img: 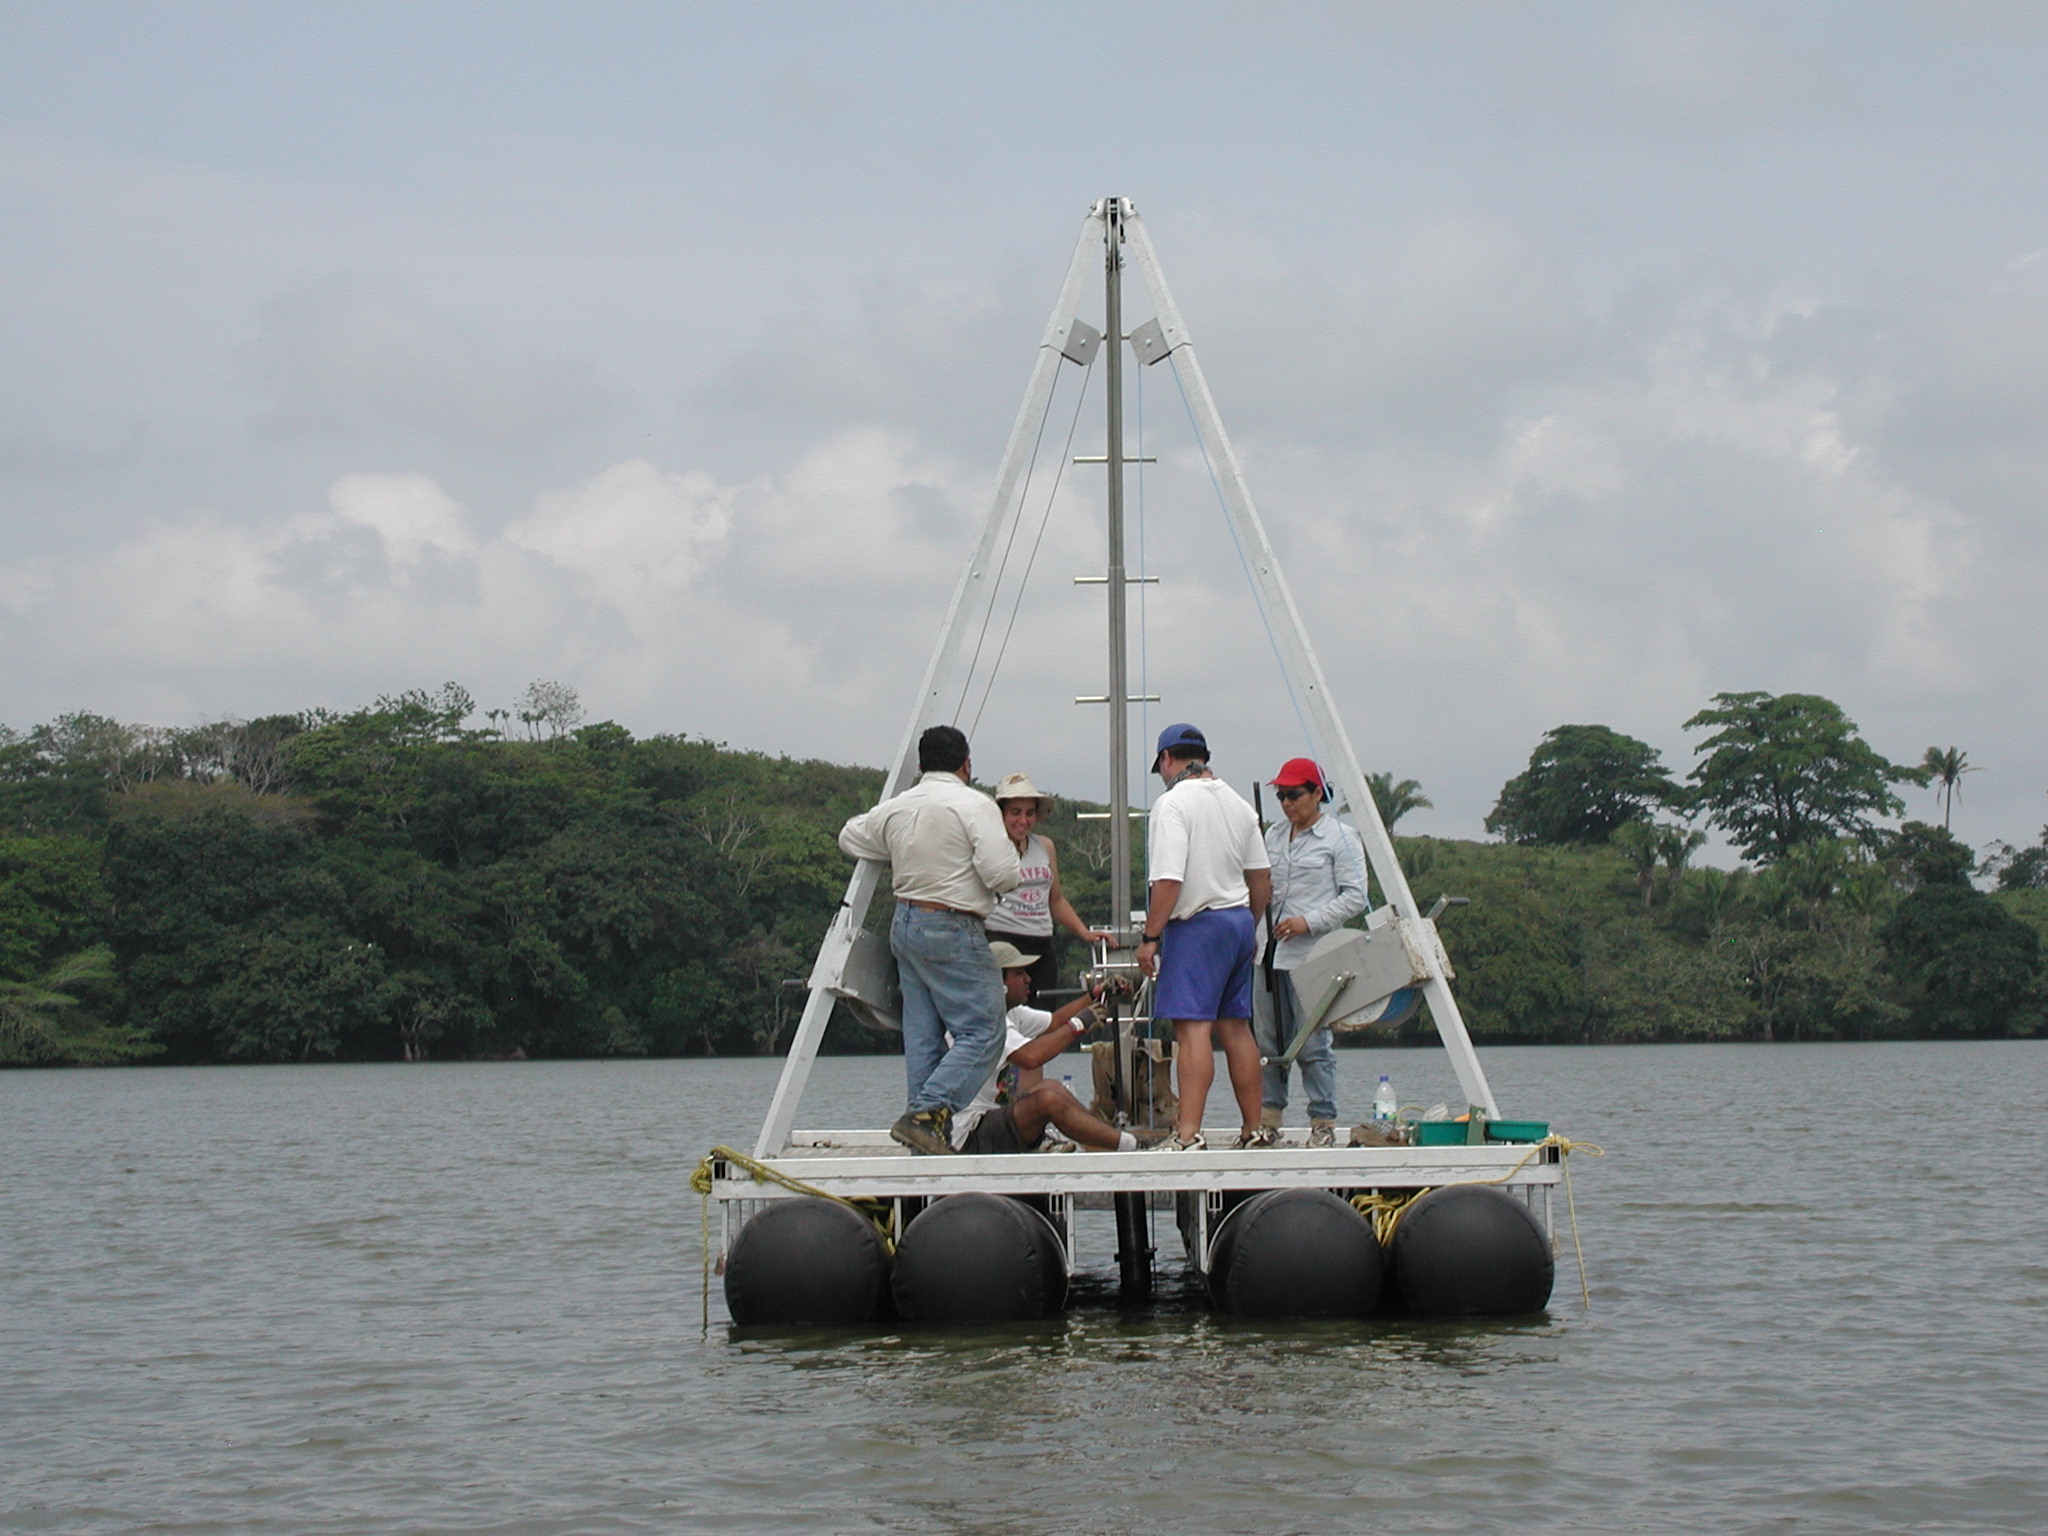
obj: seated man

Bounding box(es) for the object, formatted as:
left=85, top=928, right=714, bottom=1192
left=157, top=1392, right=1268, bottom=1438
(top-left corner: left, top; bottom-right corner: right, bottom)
left=951, top=941, right=1142, bottom=1154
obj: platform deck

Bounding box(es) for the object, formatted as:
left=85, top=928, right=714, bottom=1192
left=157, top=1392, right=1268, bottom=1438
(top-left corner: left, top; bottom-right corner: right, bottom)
left=708, top=1130, right=1561, bottom=1202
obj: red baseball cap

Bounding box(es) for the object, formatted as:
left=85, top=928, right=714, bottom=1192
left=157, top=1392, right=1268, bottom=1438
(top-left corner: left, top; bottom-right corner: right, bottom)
left=1270, top=757, right=1326, bottom=791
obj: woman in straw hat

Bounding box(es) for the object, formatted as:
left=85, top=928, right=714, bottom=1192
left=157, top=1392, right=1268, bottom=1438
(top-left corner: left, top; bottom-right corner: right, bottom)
left=986, top=772, right=1112, bottom=998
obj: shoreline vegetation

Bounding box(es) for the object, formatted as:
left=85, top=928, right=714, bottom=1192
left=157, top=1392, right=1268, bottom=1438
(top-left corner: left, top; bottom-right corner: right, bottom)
left=3, top=683, right=2044, bottom=1068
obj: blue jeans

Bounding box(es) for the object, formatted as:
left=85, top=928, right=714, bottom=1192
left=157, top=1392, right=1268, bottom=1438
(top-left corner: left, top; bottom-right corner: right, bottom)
left=891, top=904, right=1006, bottom=1116
left=1255, top=968, right=1338, bottom=1122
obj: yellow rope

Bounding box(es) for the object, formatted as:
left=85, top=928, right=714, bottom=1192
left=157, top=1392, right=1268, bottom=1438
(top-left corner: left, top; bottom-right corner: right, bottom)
left=1353, top=1134, right=1604, bottom=1311
left=698, top=1178, right=712, bottom=1336
left=1558, top=1138, right=1596, bottom=1313
left=1472, top=1133, right=1603, bottom=1185
left=690, top=1143, right=898, bottom=1257
left=1468, top=1135, right=1602, bottom=1311
left=1350, top=1187, right=1431, bottom=1243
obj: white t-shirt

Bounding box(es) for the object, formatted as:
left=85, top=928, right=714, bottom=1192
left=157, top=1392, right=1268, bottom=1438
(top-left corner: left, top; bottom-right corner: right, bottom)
left=950, top=1004, right=1055, bottom=1147
left=1146, top=775, right=1269, bottom=921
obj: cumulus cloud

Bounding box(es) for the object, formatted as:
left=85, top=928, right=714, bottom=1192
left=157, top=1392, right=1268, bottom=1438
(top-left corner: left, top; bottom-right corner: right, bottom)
left=1189, top=271, right=2011, bottom=843
left=0, top=432, right=996, bottom=755
left=329, top=473, right=475, bottom=564
left=4, top=240, right=2047, bottom=852
left=509, top=459, right=732, bottom=604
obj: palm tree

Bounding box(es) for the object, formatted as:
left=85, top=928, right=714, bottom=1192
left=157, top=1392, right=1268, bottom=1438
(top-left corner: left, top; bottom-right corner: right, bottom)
left=1365, top=771, right=1432, bottom=831
left=0, top=947, right=158, bottom=1066
left=1921, top=746, right=1977, bottom=829
left=1614, top=820, right=1707, bottom=909
left=1658, top=824, right=1708, bottom=887
left=1612, top=821, right=1661, bottom=908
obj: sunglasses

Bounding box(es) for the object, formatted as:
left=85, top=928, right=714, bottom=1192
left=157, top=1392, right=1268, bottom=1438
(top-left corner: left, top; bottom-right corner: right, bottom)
left=1273, top=786, right=1318, bottom=802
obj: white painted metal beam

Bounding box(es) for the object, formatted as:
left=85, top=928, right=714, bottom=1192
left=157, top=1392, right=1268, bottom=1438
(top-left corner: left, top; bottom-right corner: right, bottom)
left=752, top=207, right=1108, bottom=1157
left=712, top=1143, right=1559, bottom=1201
left=1121, top=206, right=1501, bottom=1118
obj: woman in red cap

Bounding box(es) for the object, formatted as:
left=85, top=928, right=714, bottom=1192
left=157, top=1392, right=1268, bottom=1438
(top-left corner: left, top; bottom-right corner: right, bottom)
left=1258, top=757, right=1369, bottom=1146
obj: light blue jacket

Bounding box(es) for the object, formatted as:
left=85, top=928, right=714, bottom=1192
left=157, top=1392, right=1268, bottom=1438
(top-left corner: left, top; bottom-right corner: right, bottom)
left=1264, top=813, right=1369, bottom=970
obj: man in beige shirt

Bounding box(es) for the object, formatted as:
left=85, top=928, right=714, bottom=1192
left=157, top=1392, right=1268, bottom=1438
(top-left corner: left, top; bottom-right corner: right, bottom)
left=838, top=725, right=1021, bottom=1154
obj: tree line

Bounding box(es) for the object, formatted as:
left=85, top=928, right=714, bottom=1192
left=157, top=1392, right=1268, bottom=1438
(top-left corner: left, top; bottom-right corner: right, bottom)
left=0, top=686, right=903, bottom=1066
left=1420, top=692, right=2046, bottom=1042
left=3, top=685, right=2042, bottom=1066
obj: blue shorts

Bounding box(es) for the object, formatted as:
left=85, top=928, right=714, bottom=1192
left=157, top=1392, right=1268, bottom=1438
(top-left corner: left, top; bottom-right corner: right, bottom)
left=1154, top=906, right=1257, bottom=1022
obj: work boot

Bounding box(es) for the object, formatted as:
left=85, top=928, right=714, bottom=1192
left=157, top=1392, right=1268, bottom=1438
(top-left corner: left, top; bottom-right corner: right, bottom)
left=890, top=1107, right=956, bottom=1155
left=1307, top=1120, right=1337, bottom=1148
left=1259, top=1104, right=1285, bottom=1132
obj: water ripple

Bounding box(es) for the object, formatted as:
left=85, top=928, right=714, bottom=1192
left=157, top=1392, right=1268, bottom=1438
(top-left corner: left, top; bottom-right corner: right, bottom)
left=4, top=1045, right=2047, bottom=1534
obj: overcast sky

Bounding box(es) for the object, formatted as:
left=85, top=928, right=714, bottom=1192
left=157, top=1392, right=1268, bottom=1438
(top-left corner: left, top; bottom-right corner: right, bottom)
left=4, top=1, right=2046, bottom=854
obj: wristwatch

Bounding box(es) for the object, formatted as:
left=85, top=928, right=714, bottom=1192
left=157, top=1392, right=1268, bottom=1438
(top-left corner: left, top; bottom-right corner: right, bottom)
left=1141, top=932, right=1162, bottom=944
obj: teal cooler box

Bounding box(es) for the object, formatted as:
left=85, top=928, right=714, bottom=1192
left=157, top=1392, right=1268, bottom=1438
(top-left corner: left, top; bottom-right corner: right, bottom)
left=1411, top=1118, right=1550, bottom=1146
left=1412, top=1121, right=1470, bottom=1146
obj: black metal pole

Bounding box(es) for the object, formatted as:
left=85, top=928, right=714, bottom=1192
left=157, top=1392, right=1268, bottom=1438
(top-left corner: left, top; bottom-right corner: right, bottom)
left=1114, top=1191, right=1153, bottom=1303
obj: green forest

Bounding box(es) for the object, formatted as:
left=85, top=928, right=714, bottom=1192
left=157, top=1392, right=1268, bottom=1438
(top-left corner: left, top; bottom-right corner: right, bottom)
left=3, top=684, right=2044, bottom=1067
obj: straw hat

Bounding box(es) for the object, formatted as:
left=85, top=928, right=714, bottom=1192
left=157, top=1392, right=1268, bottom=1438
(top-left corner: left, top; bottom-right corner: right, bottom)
left=992, top=773, right=1052, bottom=812
left=988, top=940, right=1034, bottom=970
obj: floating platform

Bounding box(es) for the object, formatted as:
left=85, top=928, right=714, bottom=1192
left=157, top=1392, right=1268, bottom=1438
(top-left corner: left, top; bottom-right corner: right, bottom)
left=714, top=1132, right=1559, bottom=1219
left=707, top=1128, right=1566, bottom=1319
left=705, top=200, right=1591, bottom=1327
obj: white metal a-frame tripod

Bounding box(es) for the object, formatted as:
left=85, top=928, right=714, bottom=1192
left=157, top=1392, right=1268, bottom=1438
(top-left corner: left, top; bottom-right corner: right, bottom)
left=754, top=198, right=1499, bottom=1158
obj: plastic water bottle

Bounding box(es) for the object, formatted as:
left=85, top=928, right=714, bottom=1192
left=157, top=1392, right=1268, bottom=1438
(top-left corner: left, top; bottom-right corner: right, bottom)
left=1373, top=1074, right=1396, bottom=1123
left=1060, top=1072, right=1074, bottom=1099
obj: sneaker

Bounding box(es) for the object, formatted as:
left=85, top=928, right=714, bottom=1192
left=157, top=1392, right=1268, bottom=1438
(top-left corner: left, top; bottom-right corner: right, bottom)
left=1307, top=1121, right=1337, bottom=1149
left=1147, top=1131, right=1208, bottom=1152
left=890, top=1108, right=956, bottom=1156
left=1232, top=1126, right=1282, bottom=1149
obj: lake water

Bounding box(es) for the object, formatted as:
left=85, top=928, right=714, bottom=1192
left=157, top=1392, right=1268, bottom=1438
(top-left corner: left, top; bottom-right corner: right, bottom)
left=4, top=1042, right=2045, bottom=1534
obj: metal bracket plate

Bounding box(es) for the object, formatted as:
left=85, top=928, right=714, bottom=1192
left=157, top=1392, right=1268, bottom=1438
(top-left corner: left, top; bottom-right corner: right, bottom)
left=1127, top=315, right=1177, bottom=366
left=1058, top=317, right=1104, bottom=366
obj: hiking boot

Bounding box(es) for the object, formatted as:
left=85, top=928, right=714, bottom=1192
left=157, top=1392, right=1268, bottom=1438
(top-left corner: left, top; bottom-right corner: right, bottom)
left=1147, top=1131, right=1208, bottom=1152
left=1233, top=1126, right=1282, bottom=1149
left=1259, top=1104, right=1285, bottom=1132
left=1307, top=1120, right=1337, bottom=1148
left=890, top=1108, right=956, bottom=1155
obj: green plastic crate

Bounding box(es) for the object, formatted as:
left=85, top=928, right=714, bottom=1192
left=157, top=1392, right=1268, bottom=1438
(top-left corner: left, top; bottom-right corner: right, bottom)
left=1412, top=1120, right=1470, bottom=1146
left=1485, top=1119, right=1550, bottom=1143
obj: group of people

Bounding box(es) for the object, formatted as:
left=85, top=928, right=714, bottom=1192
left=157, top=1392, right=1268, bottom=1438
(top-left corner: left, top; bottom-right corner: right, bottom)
left=835, top=719, right=1367, bottom=1157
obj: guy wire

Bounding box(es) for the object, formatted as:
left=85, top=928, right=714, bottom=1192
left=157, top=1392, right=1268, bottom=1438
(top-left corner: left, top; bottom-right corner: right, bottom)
left=1167, top=363, right=1316, bottom=762
left=953, top=357, right=1075, bottom=728
left=966, top=356, right=1096, bottom=739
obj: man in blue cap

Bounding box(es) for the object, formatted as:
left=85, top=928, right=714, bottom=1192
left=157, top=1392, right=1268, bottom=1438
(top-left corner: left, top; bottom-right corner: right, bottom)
left=1135, top=723, right=1272, bottom=1151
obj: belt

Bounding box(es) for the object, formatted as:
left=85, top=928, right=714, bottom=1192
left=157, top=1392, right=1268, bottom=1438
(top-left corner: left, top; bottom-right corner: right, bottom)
left=899, top=899, right=984, bottom=919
